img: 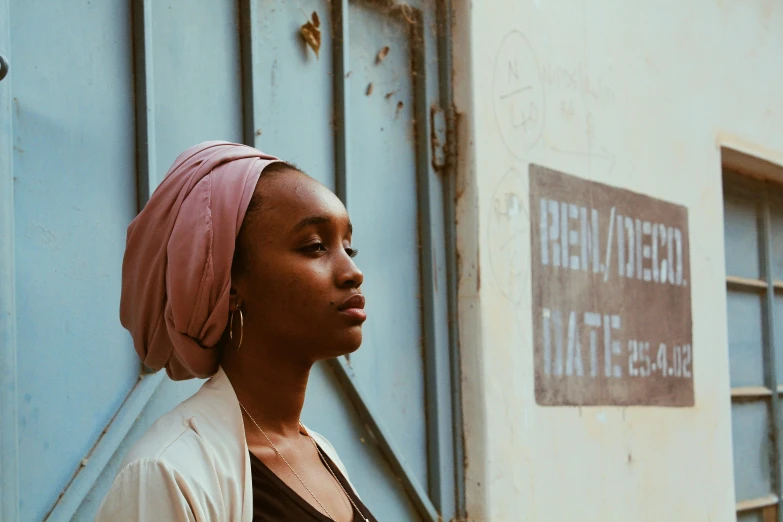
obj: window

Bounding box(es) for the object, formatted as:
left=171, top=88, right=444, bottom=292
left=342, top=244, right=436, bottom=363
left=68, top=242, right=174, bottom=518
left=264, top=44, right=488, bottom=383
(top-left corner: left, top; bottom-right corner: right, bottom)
left=723, top=163, right=783, bottom=522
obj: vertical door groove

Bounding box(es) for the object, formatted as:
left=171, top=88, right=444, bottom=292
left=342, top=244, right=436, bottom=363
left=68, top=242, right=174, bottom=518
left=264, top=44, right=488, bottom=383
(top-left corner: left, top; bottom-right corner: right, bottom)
left=331, top=0, right=351, bottom=206
left=239, top=0, right=257, bottom=147
left=132, top=0, right=157, bottom=210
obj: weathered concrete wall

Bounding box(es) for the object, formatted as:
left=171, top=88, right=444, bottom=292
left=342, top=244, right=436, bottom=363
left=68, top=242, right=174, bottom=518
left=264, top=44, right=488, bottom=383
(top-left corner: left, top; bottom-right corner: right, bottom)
left=453, top=1, right=783, bottom=520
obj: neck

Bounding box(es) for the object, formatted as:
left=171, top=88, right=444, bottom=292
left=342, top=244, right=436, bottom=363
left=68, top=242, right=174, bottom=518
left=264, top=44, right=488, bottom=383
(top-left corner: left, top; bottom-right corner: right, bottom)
left=223, top=346, right=311, bottom=438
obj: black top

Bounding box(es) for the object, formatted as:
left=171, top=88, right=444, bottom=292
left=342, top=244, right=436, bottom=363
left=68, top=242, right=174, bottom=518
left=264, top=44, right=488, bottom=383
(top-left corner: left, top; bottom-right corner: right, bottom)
left=249, top=445, right=378, bottom=522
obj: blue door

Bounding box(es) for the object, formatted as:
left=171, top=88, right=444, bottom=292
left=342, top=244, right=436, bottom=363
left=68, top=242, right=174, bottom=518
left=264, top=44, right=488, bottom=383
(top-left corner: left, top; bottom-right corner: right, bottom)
left=2, top=1, right=142, bottom=520
left=0, top=1, right=462, bottom=520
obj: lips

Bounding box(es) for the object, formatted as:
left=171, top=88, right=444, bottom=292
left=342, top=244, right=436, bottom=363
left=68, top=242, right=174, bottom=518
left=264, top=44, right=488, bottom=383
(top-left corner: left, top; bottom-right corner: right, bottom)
left=337, top=294, right=365, bottom=311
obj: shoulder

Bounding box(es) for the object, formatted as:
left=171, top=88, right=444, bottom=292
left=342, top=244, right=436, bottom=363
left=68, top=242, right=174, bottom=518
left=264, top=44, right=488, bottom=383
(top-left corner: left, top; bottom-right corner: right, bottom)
left=120, top=399, right=212, bottom=470
left=97, top=401, right=231, bottom=521
left=120, top=375, right=241, bottom=474
left=96, top=455, right=208, bottom=521
left=99, top=369, right=252, bottom=521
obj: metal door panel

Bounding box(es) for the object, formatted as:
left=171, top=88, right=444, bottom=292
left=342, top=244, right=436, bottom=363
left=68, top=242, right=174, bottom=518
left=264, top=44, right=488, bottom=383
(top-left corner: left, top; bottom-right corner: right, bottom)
left=9, top=1, right=138, bottom=519
left=247, top=0, right=336, bottom=189
left=0, top=1, right=462, bottom=519
left=0, top=0, right=18, bottom=519
left=303, top=365, right=421, bottom=521
left=151, top=0, right=243, bottom=184
left=346, top=1, right=428, bottom=489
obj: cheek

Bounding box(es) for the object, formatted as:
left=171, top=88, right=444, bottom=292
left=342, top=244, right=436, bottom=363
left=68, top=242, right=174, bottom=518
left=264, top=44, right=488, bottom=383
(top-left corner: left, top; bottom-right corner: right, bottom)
left=251, top=258, right=332, bottom=314
left=283, top=275, right=320, bottom=311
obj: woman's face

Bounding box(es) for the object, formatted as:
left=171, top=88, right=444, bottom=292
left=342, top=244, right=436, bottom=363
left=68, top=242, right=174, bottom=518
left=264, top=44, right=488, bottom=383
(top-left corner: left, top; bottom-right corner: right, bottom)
left=231, top=169, right=365, bottom=363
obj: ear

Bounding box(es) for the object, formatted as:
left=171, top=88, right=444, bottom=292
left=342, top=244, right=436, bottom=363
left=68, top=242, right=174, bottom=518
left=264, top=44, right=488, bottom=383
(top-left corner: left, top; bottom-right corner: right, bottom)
left=228, top=287, right=241, bottom=311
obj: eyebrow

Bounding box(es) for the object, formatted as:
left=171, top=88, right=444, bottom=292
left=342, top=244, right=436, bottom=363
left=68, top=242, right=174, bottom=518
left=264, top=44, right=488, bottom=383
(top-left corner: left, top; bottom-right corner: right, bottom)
left=291, top=215, right=353, bottom=234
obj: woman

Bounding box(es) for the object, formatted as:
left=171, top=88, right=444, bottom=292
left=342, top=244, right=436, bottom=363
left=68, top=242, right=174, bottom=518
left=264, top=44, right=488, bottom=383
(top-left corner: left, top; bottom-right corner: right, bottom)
left=97, top=141, right=377, bottom=522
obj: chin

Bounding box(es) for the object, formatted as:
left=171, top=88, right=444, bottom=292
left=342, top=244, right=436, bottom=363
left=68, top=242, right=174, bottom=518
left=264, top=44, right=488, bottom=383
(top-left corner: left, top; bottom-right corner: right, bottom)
left=322, top=328, right=363, bottom=359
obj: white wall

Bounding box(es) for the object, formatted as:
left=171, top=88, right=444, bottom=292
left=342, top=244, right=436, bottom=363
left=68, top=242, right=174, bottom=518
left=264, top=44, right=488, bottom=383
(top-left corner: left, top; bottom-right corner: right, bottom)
left=454, top=1, right=783, bottom=520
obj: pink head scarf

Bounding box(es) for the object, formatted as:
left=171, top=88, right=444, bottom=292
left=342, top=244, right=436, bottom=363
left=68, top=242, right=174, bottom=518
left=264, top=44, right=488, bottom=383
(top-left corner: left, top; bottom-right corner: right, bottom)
left=120, top=141, right=279, bottom=380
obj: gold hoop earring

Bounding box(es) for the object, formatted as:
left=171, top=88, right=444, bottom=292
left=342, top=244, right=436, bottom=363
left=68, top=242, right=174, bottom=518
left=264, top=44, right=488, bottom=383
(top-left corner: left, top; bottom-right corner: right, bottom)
left=229, top=308, right=244, bottom=351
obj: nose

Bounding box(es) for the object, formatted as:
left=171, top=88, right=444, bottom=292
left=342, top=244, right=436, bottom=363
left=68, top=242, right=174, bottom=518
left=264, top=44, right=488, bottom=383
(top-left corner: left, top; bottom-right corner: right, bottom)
left=338, top=254, right=363, bottom=289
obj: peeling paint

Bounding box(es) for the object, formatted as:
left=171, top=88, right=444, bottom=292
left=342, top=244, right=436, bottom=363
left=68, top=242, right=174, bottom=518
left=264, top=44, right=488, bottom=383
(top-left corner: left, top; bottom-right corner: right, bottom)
left=376, top=46, right=390, bottom=64
left=299, top=12, right=321, bottom=58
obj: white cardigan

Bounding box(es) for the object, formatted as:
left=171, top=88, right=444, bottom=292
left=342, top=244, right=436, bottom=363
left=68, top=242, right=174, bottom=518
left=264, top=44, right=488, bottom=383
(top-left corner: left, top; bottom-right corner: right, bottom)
left=96, top=367, right=354, bottom=522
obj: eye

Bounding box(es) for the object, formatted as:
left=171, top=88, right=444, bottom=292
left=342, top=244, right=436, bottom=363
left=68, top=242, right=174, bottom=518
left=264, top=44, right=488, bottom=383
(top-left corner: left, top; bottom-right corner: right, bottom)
left=345, top=247, right=359, bottom=258
left=302, top=242, right=327, bottom=254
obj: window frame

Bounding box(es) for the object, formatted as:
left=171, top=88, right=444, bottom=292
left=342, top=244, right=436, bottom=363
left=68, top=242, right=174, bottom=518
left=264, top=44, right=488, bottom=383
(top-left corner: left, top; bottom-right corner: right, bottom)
left=724, top=168, right=783, bottom=522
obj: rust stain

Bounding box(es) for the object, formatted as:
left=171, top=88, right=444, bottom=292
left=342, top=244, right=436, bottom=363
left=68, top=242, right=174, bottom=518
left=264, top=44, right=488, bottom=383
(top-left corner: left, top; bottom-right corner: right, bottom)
left=454, top=111, right=466, bottom=203
left=300, top=11, right=321, bottom=58
left=433, top=250, right=438, bottom=293
left=395, top=100, right=404, bottom=117
left=365, top=83, right=373, bottom=96
left=375, top=46, right=390, bottom=64
left=384, top=90, right=399, bottom=100
left=398, top=4, right=415, bottom=25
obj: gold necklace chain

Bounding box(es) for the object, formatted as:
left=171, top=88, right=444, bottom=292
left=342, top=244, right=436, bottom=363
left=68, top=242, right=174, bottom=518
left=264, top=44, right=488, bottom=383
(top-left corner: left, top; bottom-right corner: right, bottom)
left=304, top=431, right=369, bottom=522
left=239, top=402, right=368, bottom=522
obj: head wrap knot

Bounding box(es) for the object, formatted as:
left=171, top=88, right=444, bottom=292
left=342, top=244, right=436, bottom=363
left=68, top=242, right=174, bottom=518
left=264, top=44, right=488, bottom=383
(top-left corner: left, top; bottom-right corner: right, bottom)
left=120, top=141, right=279, bottom=380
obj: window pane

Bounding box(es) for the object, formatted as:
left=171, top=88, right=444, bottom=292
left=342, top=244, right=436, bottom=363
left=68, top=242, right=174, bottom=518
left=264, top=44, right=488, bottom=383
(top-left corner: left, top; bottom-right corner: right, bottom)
left=772, top=201, right=783, bottom=282
left=728, top=290, right=767, bottom=386
left=724, top=194, right=761, bottom=279
left=776, top=294, right=783, bottom=384
left=737, top=510, right=764, bottom=522
left=731, top=400, right=773, bottom=501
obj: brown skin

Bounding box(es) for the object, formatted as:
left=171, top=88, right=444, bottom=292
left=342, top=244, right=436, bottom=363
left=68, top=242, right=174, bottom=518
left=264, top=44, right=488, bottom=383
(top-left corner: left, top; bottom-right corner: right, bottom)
left=220, top=168, right=364, bottom=522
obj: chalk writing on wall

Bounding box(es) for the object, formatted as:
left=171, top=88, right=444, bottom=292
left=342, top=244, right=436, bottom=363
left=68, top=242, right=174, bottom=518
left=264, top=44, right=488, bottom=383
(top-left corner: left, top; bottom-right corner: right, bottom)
left=529, top=164, right=694, bottom=406
left=493, top=31, right=544, bottom=156
left=490, top=168, right=529, bottom=303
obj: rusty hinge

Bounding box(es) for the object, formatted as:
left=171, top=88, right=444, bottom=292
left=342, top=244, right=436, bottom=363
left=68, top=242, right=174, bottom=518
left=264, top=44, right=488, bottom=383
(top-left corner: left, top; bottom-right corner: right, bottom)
left=430, top=104, right=447, bottom=171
